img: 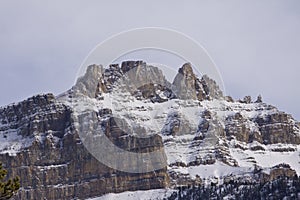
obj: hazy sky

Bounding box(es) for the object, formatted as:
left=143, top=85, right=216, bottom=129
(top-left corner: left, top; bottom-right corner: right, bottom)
left=0, top=1, right=299, bottom=120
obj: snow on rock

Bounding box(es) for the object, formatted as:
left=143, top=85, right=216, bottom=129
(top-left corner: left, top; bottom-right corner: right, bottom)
left=88, top=189, right=175, bottom=200
left=58, top=83, right=300, bottom=179
left=0, top=129, right=34, bottom=156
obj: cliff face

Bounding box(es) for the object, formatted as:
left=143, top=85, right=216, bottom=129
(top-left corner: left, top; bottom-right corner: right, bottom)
left=0, top=61, right=299, bottom=200
left=0, top=93, right=168, bottom=200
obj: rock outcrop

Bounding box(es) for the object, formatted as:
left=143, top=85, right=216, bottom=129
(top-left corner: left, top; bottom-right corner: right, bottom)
left=254, top=112, right=300, bottom=144
left=0, top=93, right=71, bottom=138
left=73, top=64, right=104, bottom=98
left=225, top=112, right=262, bottom=143
left=172, top=63, right=223, bottom=100
left=258, top=164, right=297, bottom=183
left=173, top=63, right=199, bottom=100
left=224, top=109, right=300, bottom=145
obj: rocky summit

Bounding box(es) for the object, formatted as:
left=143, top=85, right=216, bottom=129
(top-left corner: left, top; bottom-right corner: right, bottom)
left=0, top=61, right=299, bottom=200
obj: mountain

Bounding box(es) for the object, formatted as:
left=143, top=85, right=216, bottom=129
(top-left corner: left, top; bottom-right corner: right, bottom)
left=0, top=61, right=299, bottom=199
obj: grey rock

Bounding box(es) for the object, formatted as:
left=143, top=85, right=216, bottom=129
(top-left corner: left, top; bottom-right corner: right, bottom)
left=255, top=95, right=263, bottom=103
left=172, top=63, right=223, bottom=101
left=254, top=112, right=300, bottom=144
left=73, top=64, right=104, bottom=98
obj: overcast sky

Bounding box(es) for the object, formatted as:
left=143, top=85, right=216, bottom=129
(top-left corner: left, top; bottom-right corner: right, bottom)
left=0, top=0, right=299, bottom=120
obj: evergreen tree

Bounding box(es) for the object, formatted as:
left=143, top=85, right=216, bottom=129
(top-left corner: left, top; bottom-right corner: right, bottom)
left=0, top=162, right=20, bottom=200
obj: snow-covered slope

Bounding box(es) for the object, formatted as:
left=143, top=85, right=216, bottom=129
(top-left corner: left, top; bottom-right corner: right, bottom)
left=60, top=89, right=300, bottom=177
left=58, top=61, right=300, bottom=188
left=88, top=189, right=175, bottom=200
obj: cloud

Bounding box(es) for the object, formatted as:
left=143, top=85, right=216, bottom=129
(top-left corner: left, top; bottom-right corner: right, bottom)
left=0, top=0, right=299, bottom=119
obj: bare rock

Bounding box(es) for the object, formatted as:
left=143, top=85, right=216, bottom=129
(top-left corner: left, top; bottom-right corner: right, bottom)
left=254, top=112, right=300, bottom=144
left=172, top=63, right=223, bottom=101
left=172, top=63, right=198, bottom=100
left=255, top=95, right=263, bottom=103
left=73, top=64, right=104, bottom=98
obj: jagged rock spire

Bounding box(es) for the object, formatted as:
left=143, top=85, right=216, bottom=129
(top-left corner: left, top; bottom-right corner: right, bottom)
left=73, top=64, right=104, bottom=98
left=173, top=63, right=198, bottom=100
left=173, top=63, right=223, bottom=101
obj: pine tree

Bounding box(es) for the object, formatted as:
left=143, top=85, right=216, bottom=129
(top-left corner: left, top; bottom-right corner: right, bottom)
left=0, top=162, right=20, bottom=200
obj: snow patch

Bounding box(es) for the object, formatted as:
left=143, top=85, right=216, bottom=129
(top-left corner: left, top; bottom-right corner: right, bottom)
left=88, top=189, right=175, bottom=200
left=0, top=129, right=34, bottom=156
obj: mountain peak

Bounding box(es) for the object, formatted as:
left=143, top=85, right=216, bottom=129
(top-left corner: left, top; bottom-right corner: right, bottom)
left=73, top=64, right=104, bottom=98
left=120, top=60, right=145, bottom=73
left=71, top=61, right=224, bottom=102
left=173, top=63, right=223, bottom=100
left=178, top=62, right=194, bottom=76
